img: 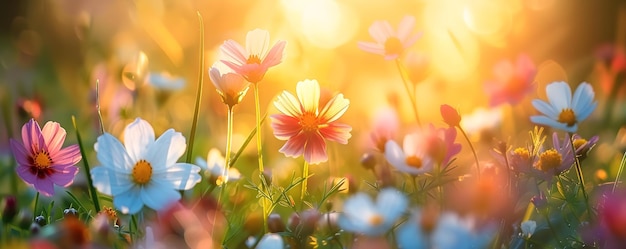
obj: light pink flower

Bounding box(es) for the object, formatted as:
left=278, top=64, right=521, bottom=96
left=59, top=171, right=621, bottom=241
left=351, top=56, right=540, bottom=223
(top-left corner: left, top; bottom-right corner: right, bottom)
left=9, top=119, right=81, bottom=196
left=484, top=54, right=536, bottom=106
left=369, top=107, right=400, bottom=152
left=357, top=16, right=422, bottom=60
left=271, top=80, right=351, bottom=164
left=209, top=62, right=250, bottom=108
left=220, top=29, right=286, bottom=84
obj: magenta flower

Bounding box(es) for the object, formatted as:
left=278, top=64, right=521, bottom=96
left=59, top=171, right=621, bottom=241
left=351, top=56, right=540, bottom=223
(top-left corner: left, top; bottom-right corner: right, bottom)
left=9, top=119, right=82, bottom=196
left=357, top=16, right=422, bottom=60
left=484, top=54, right=536, bottom=107
left=219, top=29, right=287, bottom=84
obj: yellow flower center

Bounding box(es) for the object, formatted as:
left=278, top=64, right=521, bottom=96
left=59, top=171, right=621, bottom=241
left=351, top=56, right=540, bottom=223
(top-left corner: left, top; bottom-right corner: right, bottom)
left=247, top=54, right=262, bottom=65
left=300, top=112, right=319, bottom=133
left=513, top=147, right=530, bottom=161
left=33, top=151, right=52, bottom=169
left=537, top=149, right=562, bottom=172
left=369, top=214, right=384, bottom=226
left=132, top=159, right=152, bottom=184
left=573, top=138, right=587, bottom=151
left=557, top=108, right=577, bottom=127
left=384, top=37, right=404, bottom=56
left=405, top=156, right=423, bottom=169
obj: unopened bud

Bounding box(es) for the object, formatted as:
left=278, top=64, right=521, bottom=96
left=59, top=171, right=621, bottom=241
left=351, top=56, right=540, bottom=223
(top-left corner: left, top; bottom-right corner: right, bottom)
left=268, top=213, right=285, bottom=233
left=2, top=196, right=17, bottom=223
left=361, top=153, right=377, bottom=170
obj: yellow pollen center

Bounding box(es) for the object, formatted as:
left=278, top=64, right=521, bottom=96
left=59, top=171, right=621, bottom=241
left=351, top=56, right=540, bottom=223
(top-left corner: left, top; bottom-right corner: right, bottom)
left=300, top=112, right=319, bottom=132
left=33, top=151, right=52, bottom=169
left=132, top=160, right=152, bottom=184
left=247, top=54, right=262, bottom=64
left=369, top=214, right=384, bottom=226
left=405, top=156, right=423, bottom=169
left=513, top=147, right=530, bottom=161
left=557, top=109, right=577, bottom=127
left=384, top=37, right=404, bottom=56
left=573, top=139, right=587, bottom=151
left=537, top=149, right=562, bottom=172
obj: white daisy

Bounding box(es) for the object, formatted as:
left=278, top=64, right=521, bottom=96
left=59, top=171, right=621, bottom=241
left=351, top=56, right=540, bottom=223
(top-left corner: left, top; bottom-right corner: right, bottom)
left=530, top=81, right=597, bottom=133
left=195, top=148, right=241, bottom=185
left=338, top=188, right=408, bottom=236
left=384, top=133, right=434, bottom=175
left=91, top=118, right=201, bottom=214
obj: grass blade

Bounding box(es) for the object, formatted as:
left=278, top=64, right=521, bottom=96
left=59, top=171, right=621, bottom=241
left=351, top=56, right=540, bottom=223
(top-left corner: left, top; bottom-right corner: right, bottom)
left=72, top=116, right=101, bottom=213
left=185, top=12, right=205, bottom=164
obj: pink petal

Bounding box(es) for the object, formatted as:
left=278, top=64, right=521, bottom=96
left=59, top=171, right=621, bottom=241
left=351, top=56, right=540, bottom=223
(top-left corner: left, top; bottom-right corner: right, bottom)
left=49, top=165, right=78, bottom=187
left=384, top=54, right=400, bottom=60
left=303, top=133, right=328, bottom=164
left=51, top=144, right=81, bottom=166
left=220, top=40, right=248, bottom=66
left=396, top=16, right=416, bottom=42
left=16, top=164, right=37, bottom=185
left=21, top=119, right=45, bottom=154
left=319, top=122, right=352, bottom=144
left=262, top=40, right=287, bottom=68
left=357, top=42, right=385, bottom=55
left=220, top=60, right=246, bottom=76
left=10, top=139, right=32, bottom=167
left=279, top=132, right=307, bottom=159
left=402, top=32, right=422, bottom=49
left=368, top=21, right=391, bottom=44
left=41, top=122, right=67, bottom=154
left=34, top=177, right=55, bottom=196
left=239, top=63, right=268, bottom=83
left=270, top=114, right=302, bottom=140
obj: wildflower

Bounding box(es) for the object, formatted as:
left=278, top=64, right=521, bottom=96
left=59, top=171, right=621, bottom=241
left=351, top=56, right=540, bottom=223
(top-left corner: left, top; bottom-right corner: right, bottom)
left=510, top=132, right=575, bottom=182
left=484, top=54, right=536, bottom=106
left=357, top=15, right=422, bottom=60
left=90, top=118, right=201, bottom=214
left=9, top=119, right=82, bottom=196
left=208, top=62, right=250, bottom=108
left=530, top=81, right=597, bottom=133
left=338, top=188, right=408, bottom=236
left=427, top=125, right=461, bottom=167
left=246, top=234, right=284, bottom=249
left=459, top=107, right=503, bottom=136
left=440, top=104, right=461, bottom=127
left=270, top=79, right=351, bottom=164
left=404, top=51, right=431, bottom=84
left=220, top=29, right=286, bottom=84
left=384, top=133, right=435, bottom=175
left=572, top=134, right=599, bottom=160
left=369, top=107, right=399, bottom=152
left=195, top=148, right=241, bottom=185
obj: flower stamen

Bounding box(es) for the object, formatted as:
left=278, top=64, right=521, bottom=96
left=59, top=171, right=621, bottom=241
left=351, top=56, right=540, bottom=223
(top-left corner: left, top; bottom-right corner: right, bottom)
left=33, top=151, right=52, bottom=169
left=384, top=37, right=404, bottom=56
left=557, top=109, right=577, bottom=127
left=537, top=149, right=562, bottom=172
left=299, top=112, right=319, bottom=132
left=369, top=214, right=384, bottom=226
left=132, top=159, right=152, bottom=185
left=247, top=54, right=262, bottom=65
left=405, top=156, right=423, bottom=169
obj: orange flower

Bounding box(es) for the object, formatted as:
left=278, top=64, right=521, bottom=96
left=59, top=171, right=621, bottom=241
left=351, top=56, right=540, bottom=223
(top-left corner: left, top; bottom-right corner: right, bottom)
left=440, top=104, right=461, bottom=127
left=270, top=80, right=351, bottom=164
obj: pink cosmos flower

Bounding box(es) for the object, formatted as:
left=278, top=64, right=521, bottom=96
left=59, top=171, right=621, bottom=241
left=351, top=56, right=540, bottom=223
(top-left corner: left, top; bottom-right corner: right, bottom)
left=209, top=62, right=250, bottom=108
left=484, top=54, right=536, bottom=107
left=369, top=107, right=400, bottom=152
left=271, top=79, right=351, bottom=164
left=9, top=119, right=82, bottom=196
left=220, top=29, right=287, bottom=84
left=357, top=15, right=422, bottom=60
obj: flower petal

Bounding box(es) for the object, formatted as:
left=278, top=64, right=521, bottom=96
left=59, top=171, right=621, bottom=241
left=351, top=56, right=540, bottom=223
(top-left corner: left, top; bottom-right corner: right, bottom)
left=153, top=163, right=201, bottom=190
left=338, top=192, right=377, bottom=233
left=271, top=114, right=302, bottom=140
left=41, top=121, right=66, bottom=154
left=278, top=132, right=307, bottom=159
left=275, top=90, right=302, bottom=117
left=124, top=118, right=155, bottom=162
left=377, top=188, right=408, bottom=227
left=531, top=115, right=578, bottom=133
left=140, top=182, right=181, bottom=211
left=34, top=177, right=55, bottom=196
left=51, top=144, right=81, bottom=166
left=396, top=16, right=416, bottom=42
left=220, top=40, right=248, bottom=66
left=95, top=133, right=134, bottom=172
left=22, top=119, right=45, bottom=154
left=114, top=186, right=145, bottom=214
left=16, top=165, right=37, bottom=186
left=145, top=129, right=186, bottom=173
left=384, top=140, right=406, bottom=170
left=246, top=29, right=270, bottom=59
left=49, top=165, right=78, bottom=187
left=304, top=133, right=328, bottom=164
left=262, top=40, right=287, bottom=68
left=357, top=42, right=385, bottom=55
left=572, top=82, right=596, bottom=121
left=10, top=139, right=31, bottom=167
left=319, top=94, right=349, bottom=123
left=319, top=122, right=351, bottom=144
left=368, top=21, right=392, bottom=44
left=532, top=99, right=559, bottom=119
left=296, top=80, right=320, bottom=114
left=546, top=82, right=572, bottom=112
left=91, top=166, right=134, bottom=196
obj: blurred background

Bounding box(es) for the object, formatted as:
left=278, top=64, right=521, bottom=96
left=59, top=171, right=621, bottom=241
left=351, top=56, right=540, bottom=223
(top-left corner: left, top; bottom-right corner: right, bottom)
left=0, top=0, right=625, bottom=189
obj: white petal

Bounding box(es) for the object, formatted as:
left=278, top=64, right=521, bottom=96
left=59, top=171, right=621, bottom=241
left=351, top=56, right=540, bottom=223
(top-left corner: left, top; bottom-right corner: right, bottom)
left=576, top=101, right=597, bottom=122
left=91, top=166, right=133, bottom=196
left=123, top=118, right=155, bottom=162
left=530, top=115, right=577, bottom=132
left=296, top=79, right=320, bottom=114
left=521, top=220, right=537, bottom=237
left=195, top=156, right=208, bottom=170
left=531, top=99, right=558, bottom=119
left=140, top=182, right=181, bottom=211
left=153, top=163, right=201, bottom=190
left=145, top=129, right=186, bottom=173
left=319, top=94, right=349, bottom=123
left=402, top=133, right=421, bottom=157
left=246, top=29, right=270, bottom=59
left=274, top=91, right=302, bottom=117
left=95, top=133, right=133, bottom=172
left=572, top=82, right=596, bottom=121
left=546, top=82, right=572, bottom=112
left=338, top=193, right=377, bottom=233
left=377, top=188, right=408, bottom=226
left=396, top=213, right=428, bottom=249
left=114, top=186, right=144, bottom=214
left=207, top=148, right=225, bottom=171
left=385, top=140, right=406, bottom=169
left=256, top=234, right=284, bottom=249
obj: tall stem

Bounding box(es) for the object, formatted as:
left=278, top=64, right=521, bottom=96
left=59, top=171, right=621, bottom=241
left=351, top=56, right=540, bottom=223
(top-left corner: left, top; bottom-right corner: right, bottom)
left=223, top=106, right=234, bottom=183
left=567, top=132, right=592, bottom=221
left=33, top=191, right=39, bottom=216
left=253, top=84, right=265, bottom=173
left=612, top=151, right=626, bottom=193
left=394, top=59, right=422, bottom=126
left=458, top=126, right=481, bottom=179
left=301, top=160, right=309, bottom=206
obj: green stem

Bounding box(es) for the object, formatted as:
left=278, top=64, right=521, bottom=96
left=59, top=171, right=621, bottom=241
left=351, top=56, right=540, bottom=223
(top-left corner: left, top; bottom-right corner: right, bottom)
left=394, top=59, right=422, bottom=126
left=33, top=191, right=39, bottom=216
left=185, top=12, right=205, bottom=164
left=567, top=132, right=593, bottom=221
left=223, top=107, right=234, bottom=183
left=253, top=84, right=265, bottom=173
left=612, top=151, right=626, bottom=193
left=458, top=126, right=481, bottom=179
left=72, top=116, right=101, bottom=213
left=301, top=160, right=309, bottom=206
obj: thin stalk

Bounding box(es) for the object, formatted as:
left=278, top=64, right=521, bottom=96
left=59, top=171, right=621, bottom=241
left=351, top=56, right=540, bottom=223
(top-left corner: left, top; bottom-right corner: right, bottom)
left=394, top=59, right=422, bottom=126
left=567, top=132, right=592, bottom=221
left=502, top=150, right=513, bottom=196
left=458, top=126, right=481, bottom=179
left=72, top=116, right=101, bottom=213
left=612, top=151, right=626, bottom=193
left=253, top=84, right=265, bottom=172
left=185, top=12, right=205, bottom=164
left=301, top=160, right=309, bottom=206
left=95, top=79, right=105, bottom=134
left=223, top=106, right=234, bottom=183
left=33, top=192, right=39, bottom=216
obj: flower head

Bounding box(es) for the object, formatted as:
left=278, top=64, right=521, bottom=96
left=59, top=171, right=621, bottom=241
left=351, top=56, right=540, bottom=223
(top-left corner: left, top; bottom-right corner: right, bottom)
left=91, top=118, right=201, bottom=214
left=530, top=81, right=597, bottom=133
left=270, top=79, right=351, bottom=164
left=209, top=62, right=250, bottom=108
left=358, top=16, right=421, bottom=60
left=384, top=132, right=435, bottom=175
left=195, top=148, right=241, bottom=185
left=338, top=188, right=408, bottom=236
left=440, top=104, right=461, bottom=127
left=220, top=29, right=286, bottom=84
left=484, top=54, right=536, bottom=106
left=9, top=119, right=82, bottom=196
left=369, top=107, right=399, bottom=152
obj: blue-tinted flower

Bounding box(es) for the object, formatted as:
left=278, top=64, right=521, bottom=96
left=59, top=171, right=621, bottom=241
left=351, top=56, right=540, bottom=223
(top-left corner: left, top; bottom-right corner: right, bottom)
left=91, top=118, right=201, bottom=214
left=385, top=133, right=434, bottom=175
left=195, top=148, right=241, bottom=185
left=338, top=188, right=407, bottom=236
left=530, top=81, right=597, bottom=133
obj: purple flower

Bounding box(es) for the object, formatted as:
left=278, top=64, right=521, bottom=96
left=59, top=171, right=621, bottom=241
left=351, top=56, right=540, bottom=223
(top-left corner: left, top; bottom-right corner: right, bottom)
left=9, top=119, right=82, bottom=196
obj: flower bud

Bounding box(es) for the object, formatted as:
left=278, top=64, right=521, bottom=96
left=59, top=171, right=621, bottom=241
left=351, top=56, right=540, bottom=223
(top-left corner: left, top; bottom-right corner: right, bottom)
left=2, top=196, right=17, bottom=224
left=440, top=104, right=461, bottom=127
left=268, top=213, right=286, bottom=233
left=298, top=209, right=320, bottom=237
left=360, top=153, right=377, bottom=170
left=34, top=215, right=46, bottom=226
